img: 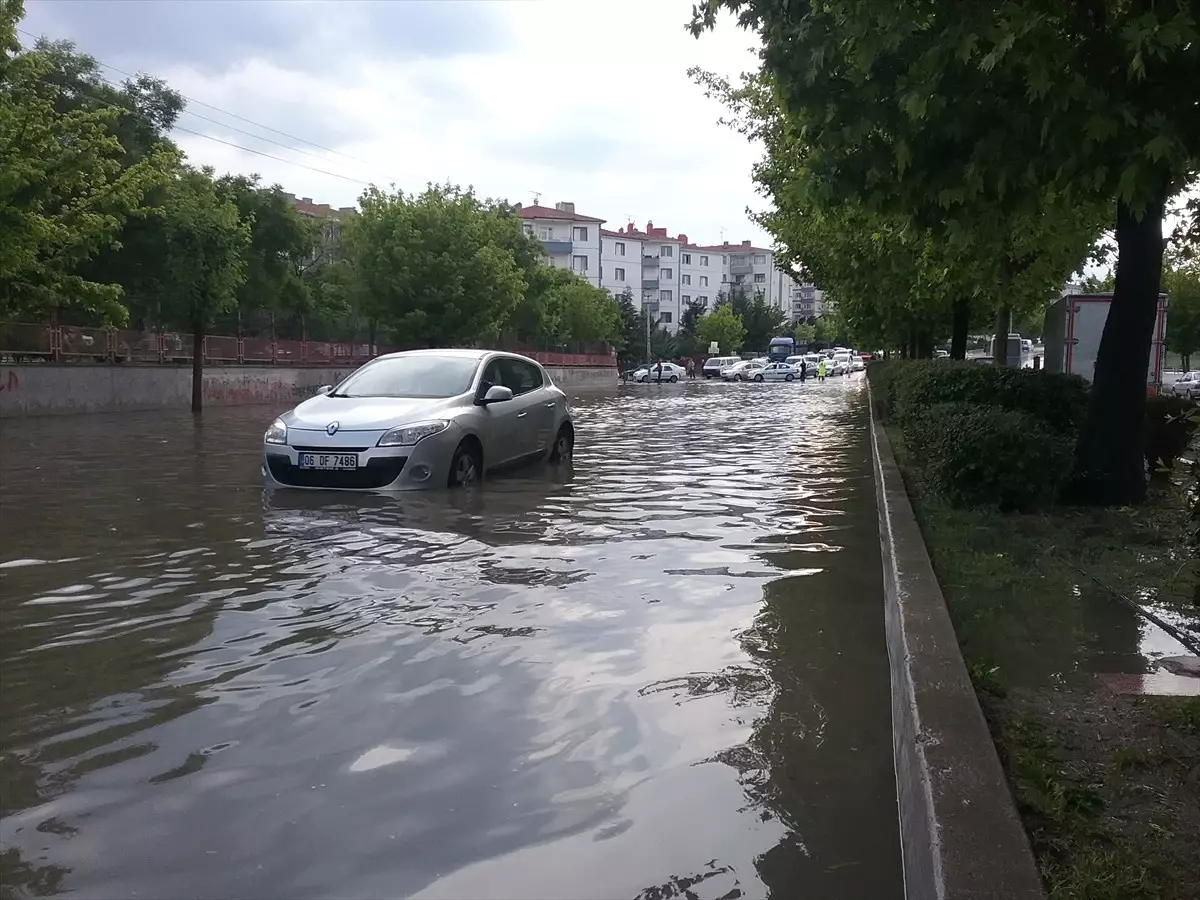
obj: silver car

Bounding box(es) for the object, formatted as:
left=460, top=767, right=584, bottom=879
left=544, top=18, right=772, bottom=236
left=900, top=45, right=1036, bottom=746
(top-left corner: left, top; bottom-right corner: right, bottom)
left=262, top=349, right=574, bottom=491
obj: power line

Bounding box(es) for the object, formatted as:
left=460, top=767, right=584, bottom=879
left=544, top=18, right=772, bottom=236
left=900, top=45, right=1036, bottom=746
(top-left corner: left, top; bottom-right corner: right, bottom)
left=171, top=125, right=373, bottom=185
left=16, top=26, right=398, bottom=181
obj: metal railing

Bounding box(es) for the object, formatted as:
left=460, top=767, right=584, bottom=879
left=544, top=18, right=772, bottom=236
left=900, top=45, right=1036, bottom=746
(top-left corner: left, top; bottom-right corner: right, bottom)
left=0, top=322, right=616, bottom=369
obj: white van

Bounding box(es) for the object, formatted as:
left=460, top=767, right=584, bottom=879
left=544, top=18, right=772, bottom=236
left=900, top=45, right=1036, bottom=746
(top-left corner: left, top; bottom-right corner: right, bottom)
left=702, top=356, right=742, bottom=379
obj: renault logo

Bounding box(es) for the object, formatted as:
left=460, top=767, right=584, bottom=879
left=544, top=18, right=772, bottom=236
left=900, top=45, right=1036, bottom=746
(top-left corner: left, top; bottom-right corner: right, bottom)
left=326, top=421, right=340, bottom=435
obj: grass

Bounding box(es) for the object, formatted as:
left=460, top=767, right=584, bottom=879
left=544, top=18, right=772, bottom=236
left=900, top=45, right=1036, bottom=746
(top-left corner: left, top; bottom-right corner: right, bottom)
left=888, top=426, right=1200, bottom=900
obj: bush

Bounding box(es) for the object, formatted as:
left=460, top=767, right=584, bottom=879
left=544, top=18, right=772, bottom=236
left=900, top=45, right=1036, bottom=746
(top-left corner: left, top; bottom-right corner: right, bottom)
left=1144, top=394, right=1200, bottom=473
left=904, top=402, right=1075, bottom=511
left=893, top=361, right=1089, bottom=434
left=867, top=360, right=901, bottom=421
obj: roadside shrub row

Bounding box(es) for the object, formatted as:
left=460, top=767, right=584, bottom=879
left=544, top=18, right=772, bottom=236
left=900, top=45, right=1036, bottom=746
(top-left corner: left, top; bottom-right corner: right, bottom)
left=872, top=360, right=1200, bottom=512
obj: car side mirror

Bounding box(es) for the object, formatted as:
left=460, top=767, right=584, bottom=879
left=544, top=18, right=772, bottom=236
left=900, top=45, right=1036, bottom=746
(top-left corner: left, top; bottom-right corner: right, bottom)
left=481, top=385, right=514, bottom=404
left=315, top=384, right=333, bottom=396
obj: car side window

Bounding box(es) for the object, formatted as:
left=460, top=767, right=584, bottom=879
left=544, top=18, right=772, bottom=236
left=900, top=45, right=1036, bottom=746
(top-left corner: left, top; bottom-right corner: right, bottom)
left=497, top=359, right=543, bottom=396
left=481, top=360, right=503, bottom=390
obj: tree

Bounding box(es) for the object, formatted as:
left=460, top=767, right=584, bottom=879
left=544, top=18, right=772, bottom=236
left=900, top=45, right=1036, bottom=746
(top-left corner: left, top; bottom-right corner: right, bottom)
left=343, top=184, right=533, bottom=347
left=0, top=34, right=175, bottom=322
left=1164, top=258, right=1200, bottom=371
left=544, top=275, right=622, bottom=346
left=151, top=167, right=250, bottom=411
left=675, top=300, right=707, bottom=357
left=793, top=321, right=815, bottom=346
left=216, top=175, right=319, bottom=337
left=696, top=304, right=745, bottom=355
left=691, top=0, right=1200, bottom=504
left=740, top=293, right=789, bottom=353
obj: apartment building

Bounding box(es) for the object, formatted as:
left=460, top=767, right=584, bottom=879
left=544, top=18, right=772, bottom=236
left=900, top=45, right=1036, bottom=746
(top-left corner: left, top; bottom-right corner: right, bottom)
left=285, top=193, right=355, bottom=265
left=516, top=202, right=604, bottom=287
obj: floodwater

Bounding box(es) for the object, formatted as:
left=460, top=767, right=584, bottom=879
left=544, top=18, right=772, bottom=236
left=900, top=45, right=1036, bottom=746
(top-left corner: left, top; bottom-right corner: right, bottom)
left=0, top=378, right=902, bottom=899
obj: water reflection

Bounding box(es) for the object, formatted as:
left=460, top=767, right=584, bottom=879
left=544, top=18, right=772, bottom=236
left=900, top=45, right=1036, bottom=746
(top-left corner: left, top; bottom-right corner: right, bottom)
left=1, top=380, right=900, bottom=898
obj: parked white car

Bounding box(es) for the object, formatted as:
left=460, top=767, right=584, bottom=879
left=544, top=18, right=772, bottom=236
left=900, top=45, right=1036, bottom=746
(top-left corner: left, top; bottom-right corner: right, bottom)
left=745, top=362, right=800, bottom=382
left=722, top=359, right=767, bottom=381
left=1170, top=371, right=1199, bottom=400
left=632, top=362, right=686, bottom=383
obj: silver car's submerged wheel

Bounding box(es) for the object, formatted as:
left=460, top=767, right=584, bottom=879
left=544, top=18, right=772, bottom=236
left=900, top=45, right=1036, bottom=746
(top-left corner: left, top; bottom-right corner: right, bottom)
left=448, top=439, right=482, bottom=488
left=550, top=423, right=574, bottom=462
left=669, top=375, right=678, bottom=383
left=785, top=373, right=795, bottom=381
left=754, top=373, right=764, bottom=382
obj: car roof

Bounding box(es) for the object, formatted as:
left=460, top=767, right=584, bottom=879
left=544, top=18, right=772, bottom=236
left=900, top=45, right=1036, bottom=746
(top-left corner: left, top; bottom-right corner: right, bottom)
left=375, top=348, right=539, bottom=365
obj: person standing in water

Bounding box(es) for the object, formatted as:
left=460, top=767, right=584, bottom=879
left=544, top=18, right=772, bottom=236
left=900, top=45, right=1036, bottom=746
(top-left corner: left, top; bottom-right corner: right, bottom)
left=817, top=358, right=826, bottom=381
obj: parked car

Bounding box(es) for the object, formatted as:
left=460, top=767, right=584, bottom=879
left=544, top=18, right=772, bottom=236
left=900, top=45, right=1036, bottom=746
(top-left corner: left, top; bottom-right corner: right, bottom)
left=747, top=362, right=800, bottom=382
left=1170, top=371, right=1199, bottom=400
left=703, top=356, right=743, bottom=378
left=631, top=362, right=686, bottom=383
left=722, top=359, right=767, bottom=381
left=262, top=349, right=574, bottom=492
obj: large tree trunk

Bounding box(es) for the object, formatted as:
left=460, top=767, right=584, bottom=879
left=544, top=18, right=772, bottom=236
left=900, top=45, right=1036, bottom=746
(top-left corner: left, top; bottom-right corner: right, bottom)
left=994, top=305, right=1011, bottom=367
left=191, top=322, right=204, bottom=413
left=907, top=325, right=918, bottom=359
left=1069, top=190, right=1167, bottom=506
left=950, top=298, right=970, bottom=359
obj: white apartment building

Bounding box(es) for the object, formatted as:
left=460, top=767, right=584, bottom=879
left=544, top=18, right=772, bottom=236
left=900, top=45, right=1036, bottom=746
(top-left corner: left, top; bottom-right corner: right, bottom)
left=512, top=204, right=822, bottom=332
left=516, top=202, right=604, bottom=287
left=600, top=228, right=643, bottom=300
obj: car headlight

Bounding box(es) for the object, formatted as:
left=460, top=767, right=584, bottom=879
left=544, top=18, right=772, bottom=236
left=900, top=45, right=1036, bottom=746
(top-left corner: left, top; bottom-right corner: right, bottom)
left=264, top=418, right=287, bottom=445
left=377, top=420, right=449, bottom=447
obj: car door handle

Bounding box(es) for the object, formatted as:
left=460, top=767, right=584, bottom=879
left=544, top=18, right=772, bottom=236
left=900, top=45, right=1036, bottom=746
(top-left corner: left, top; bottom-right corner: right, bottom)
left=544, top=403, right=555, bottom=408
left=517, top=411, right=528, bottom=418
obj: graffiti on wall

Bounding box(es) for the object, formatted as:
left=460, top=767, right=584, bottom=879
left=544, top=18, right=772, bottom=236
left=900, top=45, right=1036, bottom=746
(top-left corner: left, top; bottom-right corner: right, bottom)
left=201, top=372, right=351, bottom=405
left=0, top=370, right=19, bottom=392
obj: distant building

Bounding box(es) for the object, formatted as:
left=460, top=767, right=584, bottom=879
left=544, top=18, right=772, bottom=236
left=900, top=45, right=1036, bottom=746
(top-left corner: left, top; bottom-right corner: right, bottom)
left=516, top=202, right=604, bottom=288
left=284, top=193, right=355, bottom=266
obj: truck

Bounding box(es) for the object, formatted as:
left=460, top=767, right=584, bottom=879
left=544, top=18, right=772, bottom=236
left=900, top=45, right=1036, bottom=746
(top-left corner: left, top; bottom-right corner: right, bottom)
left=767, top=336, right=796, bottom=362
left=1051, top=292, right=1169, bottom=394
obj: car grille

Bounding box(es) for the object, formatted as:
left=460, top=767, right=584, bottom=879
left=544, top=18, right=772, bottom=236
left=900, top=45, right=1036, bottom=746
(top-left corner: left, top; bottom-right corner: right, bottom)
left=266, top=454, right=407, bottom=489
left=291, top=445, right=371, bottom=453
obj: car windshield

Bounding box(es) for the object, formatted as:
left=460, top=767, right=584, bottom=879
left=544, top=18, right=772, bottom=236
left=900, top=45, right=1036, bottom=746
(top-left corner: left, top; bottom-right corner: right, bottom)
left=331, top=355, right=480, bottom=398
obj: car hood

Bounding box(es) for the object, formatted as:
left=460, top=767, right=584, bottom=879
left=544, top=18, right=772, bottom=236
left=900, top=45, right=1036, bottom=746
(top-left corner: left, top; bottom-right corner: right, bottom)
left=283, top=394, right=460, bottom=432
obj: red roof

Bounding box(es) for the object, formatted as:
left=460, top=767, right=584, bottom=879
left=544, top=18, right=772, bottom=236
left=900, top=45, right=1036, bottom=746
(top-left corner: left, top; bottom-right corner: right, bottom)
left=517, top=204, right=605, bottom=224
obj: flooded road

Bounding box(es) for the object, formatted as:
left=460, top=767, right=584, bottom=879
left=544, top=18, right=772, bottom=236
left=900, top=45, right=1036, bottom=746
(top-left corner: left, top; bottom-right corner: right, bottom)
left=0, top=378, right=902, bottom=899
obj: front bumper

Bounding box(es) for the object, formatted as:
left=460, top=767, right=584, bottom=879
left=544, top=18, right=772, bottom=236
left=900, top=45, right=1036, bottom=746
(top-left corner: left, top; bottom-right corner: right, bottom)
left=262, top=423, right=465, bottom=491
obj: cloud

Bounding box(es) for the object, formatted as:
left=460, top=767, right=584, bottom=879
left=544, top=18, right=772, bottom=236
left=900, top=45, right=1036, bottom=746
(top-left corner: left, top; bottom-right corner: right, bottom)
left=20, top=0, right=511, bottom=74
left=21, top=0, right=773, bottom=246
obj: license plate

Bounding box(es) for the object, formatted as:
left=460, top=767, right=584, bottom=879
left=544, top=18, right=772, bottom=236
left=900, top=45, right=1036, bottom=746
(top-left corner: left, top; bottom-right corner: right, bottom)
left=298, top=452, right=358, bottom=470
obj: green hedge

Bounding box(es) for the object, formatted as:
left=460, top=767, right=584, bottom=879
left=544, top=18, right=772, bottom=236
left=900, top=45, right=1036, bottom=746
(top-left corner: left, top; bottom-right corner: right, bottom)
left=891, top=361, right=1089, bottom=434
left=905, top=402, right=1075, bottom=511
left=1144, top=394, right=1200, bottom=472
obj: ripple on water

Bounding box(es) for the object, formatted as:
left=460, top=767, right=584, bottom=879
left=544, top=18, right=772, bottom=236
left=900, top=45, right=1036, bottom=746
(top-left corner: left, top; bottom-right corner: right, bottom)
left=0, top=379, right=902, bottom=899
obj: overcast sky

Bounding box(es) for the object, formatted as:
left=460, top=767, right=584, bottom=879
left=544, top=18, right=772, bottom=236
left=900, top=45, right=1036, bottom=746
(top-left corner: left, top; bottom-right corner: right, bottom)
left=21, top=0, right=771, bottom=245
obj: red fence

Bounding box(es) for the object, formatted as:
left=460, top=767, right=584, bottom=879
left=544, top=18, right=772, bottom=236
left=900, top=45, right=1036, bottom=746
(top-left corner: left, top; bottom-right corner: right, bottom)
left=0, top=323, right=616, bottom=369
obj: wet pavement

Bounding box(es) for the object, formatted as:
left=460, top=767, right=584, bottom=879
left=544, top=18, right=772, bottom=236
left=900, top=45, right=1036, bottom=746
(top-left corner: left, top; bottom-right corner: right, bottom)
left=0, top=377, right=902, bottom=899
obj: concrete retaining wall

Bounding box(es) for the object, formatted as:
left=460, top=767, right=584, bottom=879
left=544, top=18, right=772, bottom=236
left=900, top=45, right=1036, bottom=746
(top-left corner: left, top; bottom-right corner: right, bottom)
left=0, top=363, right=615, bottom=417
left=868, top=386, right=1044, bottom=899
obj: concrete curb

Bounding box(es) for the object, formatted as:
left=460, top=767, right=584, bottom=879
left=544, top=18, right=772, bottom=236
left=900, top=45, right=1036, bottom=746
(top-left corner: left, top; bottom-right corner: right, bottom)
left=868, top=387, right=1044, bottom=900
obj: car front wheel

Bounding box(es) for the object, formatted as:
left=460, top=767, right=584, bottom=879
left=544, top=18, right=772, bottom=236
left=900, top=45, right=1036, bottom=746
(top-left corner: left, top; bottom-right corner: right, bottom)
left=448, top=440, right=482, bottom=488
left=753, top=374, right=764, bottom=382
left=785, top=373, right=795, bottom=381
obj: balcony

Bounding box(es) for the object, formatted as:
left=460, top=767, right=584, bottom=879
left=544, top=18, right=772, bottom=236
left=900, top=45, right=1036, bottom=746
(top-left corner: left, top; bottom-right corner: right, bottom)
left=641, top=254, right=660, bottom=268
left=542, top=238, right=573, bottom=255
left=642, top=278, right=660, bottom=291
left=729, top=261, right=753, bottom=274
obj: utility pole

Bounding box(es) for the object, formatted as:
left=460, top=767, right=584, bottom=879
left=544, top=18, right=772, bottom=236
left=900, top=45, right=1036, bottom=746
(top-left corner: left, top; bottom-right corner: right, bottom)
left=644, top=294, right=652, bottom=367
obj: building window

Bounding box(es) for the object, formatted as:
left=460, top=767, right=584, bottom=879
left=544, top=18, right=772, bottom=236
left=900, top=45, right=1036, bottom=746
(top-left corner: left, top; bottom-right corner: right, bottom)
left=699, top=276, right=708, bottom=287
left=573, top=226, right=588, bottom=241
left=615, top=241, right=625, bottom=256
left=734, top=274, right=746, bottom=283
left=682, top=295, right=693, bottom=305
left=698, top=295, right=708, bottom=305
left=661, top=290, right=673, bottom=302
left=681, top=253, right=691, bottom=264
left=614, top=267, right=625, bottom=281
left=754, top=254, right=766, bottom=264
left=754, top=273, right=766, bottom=283
left=732, top=255, right=747, bottom=266
left=700, top=255, right=709, bottom=266
left=572, top=255, right=589, bottom=272
left=538, top=226, right=550, bottom=239
left=662, top=268, right=673, bottom=280
left=681, top=273, right=691, bottom=285
left=661, top=245, right=673, bottom=257
left=660, top=311, right=673, bottom=324
left=523, top=224, right=533, bottom=235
